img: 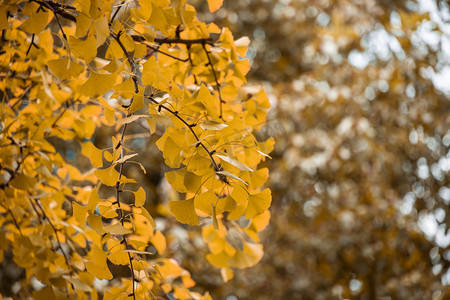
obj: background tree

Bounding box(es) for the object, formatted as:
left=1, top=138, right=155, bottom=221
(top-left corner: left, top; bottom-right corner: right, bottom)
left=170, top=0, right=449, bottom=299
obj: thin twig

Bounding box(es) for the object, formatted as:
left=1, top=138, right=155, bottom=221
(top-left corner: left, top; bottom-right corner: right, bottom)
left=145, top=45, right=188, bottom=62
left=110, top=0, right=126, bottom=25
left=131, top=35, right=213, bottom=46
left=32, top=198, right=73, bottom=274
left=111, top=31, right=139, bottom=94
left=186, top=45, right=198, bottom=85
left=36, top=0, right=68, bottom=40
left=202, top=43, right=224, bottom=120
left=114, top=113, right=137, bottom=300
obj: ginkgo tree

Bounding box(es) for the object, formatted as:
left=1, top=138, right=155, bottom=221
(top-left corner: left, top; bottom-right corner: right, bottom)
left=0, top=0, right=273, bottom=298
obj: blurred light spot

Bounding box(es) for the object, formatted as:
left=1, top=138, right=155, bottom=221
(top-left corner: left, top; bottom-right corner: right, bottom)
left=419, top=212, right=438, bottom=238
left=390, top=11, right=402, bottom=27
left=406, top=83, right=416, bottom=98
left=228, top=12, right=238, bottom=23
left=409, top=130, right=418, bottom=144
left=226, top=296, right=238, bottom=300
left=378, top=80, right=389, bottom=92
left=305, top=6, right=318, bottom=17
left=431, top=163, right=443, bottom=181
left=253, top=28, right=266, bottom=41
left=443, top=132, right=450, bottom=147
left=435, top=208, right=446, bottom=223
left=401, top=192, right=416, bottom=215
left=266, top=49, right=281, bottom=63
left=348, top=50, right=370, bottom=69
left=364, top=86, right=376, bottom=100
left=439, top=187, right=450, bottom=205
left=349, top=279, right=362, bottom=293
left=317, top=12, right=330, bottom=26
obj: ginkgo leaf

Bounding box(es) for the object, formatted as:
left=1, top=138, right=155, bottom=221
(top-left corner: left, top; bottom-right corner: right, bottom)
left=216, top=154, right=253, bottom=172
left=69, top=34, right=97, bottom=63
left=73, top=202, right=88, bottom=226
left=207, top=0, right=223, bottom=12
left=48, top=57, right=84, bottom=80
left=245, top=188, right=272, bottom=219
left=227, top=242, right=263, bottom=269
left=220, top=268, right=234, bottom=283
left=151, top=230, right=167, bottom=254
left=94, top=165, right=119, bottom=186
left=162, top=136, right=182, bottom=168
left=77, top=71, right=117, bottom=98
left=134, top=187, right=146, bottom=207
left=168, top=198, right=199, bottom=226
left=86, top=245, right=113, bottom=280
left=117, top=114, right=148, bottom=125
left=87, top=214, right=106, bottom=235
left=81, top=141, right=104, bottom=168
left=88, top=187, right=102, bottom=213
left=21, top=10, right=50, bottom=34
left=194, top=191, right=218, bottom=215
left=200, top=120, right=228, bottom=131
left=104, top=222, right=132, bottom=235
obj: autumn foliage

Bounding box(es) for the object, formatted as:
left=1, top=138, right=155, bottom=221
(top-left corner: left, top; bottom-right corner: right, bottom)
left=0, top=0, right=273, bottom=298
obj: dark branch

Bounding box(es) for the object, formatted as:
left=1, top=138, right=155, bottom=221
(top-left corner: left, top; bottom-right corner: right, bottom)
left=202, top=43, right=225, bottom=120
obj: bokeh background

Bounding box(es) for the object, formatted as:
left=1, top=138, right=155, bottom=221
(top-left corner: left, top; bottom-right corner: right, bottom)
left=187, top=0, right=450, bottom=299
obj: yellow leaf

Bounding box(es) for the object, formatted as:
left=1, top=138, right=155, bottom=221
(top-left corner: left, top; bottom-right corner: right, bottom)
left=207, top=0, right=223, bottom=12
left=134, top=187, right=146, bottom=207
left=116, top=114, right=148, bottom=125
left=216, top=195, right=237, bottom=214
left=151, top=230, right=166, bottom=254
left=231, top=184, right=248, bottom=205
left=87, top=214, right=106, bottom=235
left=81, top=141, right=104, bottom=168
left=108, top=249, right=130, bottom=265
left=88, top=187, right=101, bottom=213
left=162, top=136, right=182, bottom=168
left=227, top=242, right=263, bottom=269
left=94, top=15, right=109, bottom=47
left=251, top=210, right=270, bottom=232
left=21, top=11, right=50, bottom=34
left=48, top=57, right=84, bottom=80
left=220, top=268, right=234, bottom=283
left=94, top=165, right=119, bottom=186
left=73, top=202, right=88, bottom=226
left=194, top=191, right=217, bottom=215
left=69, top=34, right=97, bottom=62
left=9, top=173, right=37, bottom=190
left=168, top=198, right=199, bottom=226
left=86, top=245, right=113, bottom=280
left=245, top=188, right=271, bottom=219
left=78, top=71, right=117, bottom=98
left=104, top=222, right=132, bottom=235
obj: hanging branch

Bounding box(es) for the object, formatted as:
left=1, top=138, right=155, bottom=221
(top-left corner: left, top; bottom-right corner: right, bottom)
left=202, top=42, right=225, bottom=120
left=114, top=114, right=137, bottom=300
left=131, top=35, right=213, bottom=46
left=111, top=31, right=140, bottom=94
left=186, top=45, right=198, bottom=85
left=31, top=197, right=73, bottom=275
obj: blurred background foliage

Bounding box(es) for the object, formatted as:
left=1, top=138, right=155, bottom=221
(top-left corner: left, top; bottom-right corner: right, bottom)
left=5, top=0, right=447, bottom=299
left=185, top=0, right=450, bottom=299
